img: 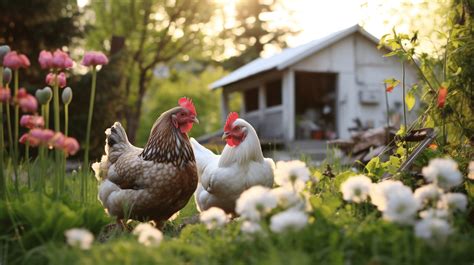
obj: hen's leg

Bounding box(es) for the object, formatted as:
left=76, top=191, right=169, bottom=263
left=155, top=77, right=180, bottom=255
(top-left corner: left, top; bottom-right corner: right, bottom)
left=117, top=218, right=132, bottom=232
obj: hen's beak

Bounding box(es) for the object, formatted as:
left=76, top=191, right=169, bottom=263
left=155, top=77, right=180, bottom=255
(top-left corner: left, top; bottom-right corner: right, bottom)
left=192, top=116, right=199, bottom=124
left=222, top=131, right=230, bottom=140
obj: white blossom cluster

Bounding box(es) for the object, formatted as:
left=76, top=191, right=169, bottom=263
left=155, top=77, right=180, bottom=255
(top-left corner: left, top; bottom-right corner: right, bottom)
left=236, top=160, right=314, bottom=234
left=200, top=207, right=230, bottom=230
left=340, top=157, right=468, bottom=244
left=64, top=228, right=94, bottom=250
left=132, top=223, right=163, bottom=247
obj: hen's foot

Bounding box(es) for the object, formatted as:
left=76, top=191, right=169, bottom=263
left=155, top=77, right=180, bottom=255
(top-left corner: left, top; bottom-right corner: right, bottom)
left=117, top=218, right=133, bottom=232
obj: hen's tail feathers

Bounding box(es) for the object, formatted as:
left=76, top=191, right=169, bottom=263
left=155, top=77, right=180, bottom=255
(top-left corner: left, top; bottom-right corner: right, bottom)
left=190, top=138, right=218, bottom=174
left=106, top=122, right=131, bottom=164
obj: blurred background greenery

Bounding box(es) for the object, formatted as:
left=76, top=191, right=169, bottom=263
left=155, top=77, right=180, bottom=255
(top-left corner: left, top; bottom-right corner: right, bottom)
left=0, top=0, right=455, bottom=159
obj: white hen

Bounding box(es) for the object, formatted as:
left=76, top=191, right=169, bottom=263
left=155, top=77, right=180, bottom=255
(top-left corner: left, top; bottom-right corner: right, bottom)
left=191, top=112, right=274, bottom=214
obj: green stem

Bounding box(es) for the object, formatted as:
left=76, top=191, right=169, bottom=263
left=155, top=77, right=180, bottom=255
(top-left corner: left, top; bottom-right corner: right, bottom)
left=25, top=142, right=30, bottom=189
left=52, top=73, right=61, bottom=197
left=401, top=61, right=408, bottom=160
left=45, top=102, right=50, bottom=130
left=83, top=67, right=97, bottom=201
left=5, top=89, right=13, bottom=158
left=0, top=102, right=5, bottom=197
left=39, top=105, right=45, bottom=193
left=64, top=104, right=69, bottom=137
left=13, top=70, right=19, bottom=159
left=12, top=71, right=19, bottom=194
left=384, top=85, right=390, bottom=142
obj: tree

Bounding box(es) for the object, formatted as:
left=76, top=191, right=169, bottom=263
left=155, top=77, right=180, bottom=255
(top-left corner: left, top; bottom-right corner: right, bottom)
left=222, top=0, right=298, bottom=70
left=0, top=0, right=83, bottom=85
left=136, top=66, right=226, bottom=146
left=87, top=0, right=215, bottom=143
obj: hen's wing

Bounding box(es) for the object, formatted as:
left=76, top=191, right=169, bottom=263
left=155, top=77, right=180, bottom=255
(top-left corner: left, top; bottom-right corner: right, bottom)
left=245, top=158, right=275, bottom=188
left=94, top=122, right=144, bottom=189
left=190, top=138, right=219, bottom=175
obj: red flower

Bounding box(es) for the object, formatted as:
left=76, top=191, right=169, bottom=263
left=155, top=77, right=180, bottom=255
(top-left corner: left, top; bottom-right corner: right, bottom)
left=38, top=50, right=54, bottom=69
left=3, top=51, right=30, bottom=70
left=20, top=114, right=44, bottom=129
left=46, top=72, right=67, bottom=88
left=0, top=86, right=11, bottom=103
left=82, top=51, right=109, bottom=66
left=386, top=85, right=394, bottom=93
left=437, top=86, right=447, bottom=108
left=52, top=49, right=73, bottom=69
left=16, top=88, right=38, bottom=113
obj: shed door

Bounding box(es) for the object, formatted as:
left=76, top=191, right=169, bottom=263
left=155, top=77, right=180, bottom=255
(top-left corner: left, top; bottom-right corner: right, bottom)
left=294, top=71, right=337, bottom=140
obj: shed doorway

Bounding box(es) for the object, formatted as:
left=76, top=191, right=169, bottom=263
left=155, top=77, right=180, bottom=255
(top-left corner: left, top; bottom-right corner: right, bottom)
left=294, top=71, right=337, bottom=140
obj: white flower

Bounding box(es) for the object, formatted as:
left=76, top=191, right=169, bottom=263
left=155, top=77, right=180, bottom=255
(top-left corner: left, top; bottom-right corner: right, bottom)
left=64, top=228, right=94, bottom=250
left=236, top=186, right=277, bottom=221
left=369, top=180, right=405, bottom=211
left=269, top=209, right=308, bottom=233
left=271, top=186, right=304, bottom=210
left=468, top=161, right=474, bottom=180
left=414, top=217, right=452, bottom=242
left=437, top=193, right=468, bottom=212
left=274, top=160, right=311, bottom=191
left=200, top=207, right=229, bottom=229
left=422, top=158, right=462, bottom=190
left=133, top=223, right=163, bottom=247
left=414, top=184, right=443, bottom=207
left=419, top=208, right=449, bottom=219
left=382, top=189, right=419, bottom=225
left=340, top=175, right=372, bottom=203
left=240, top=221, right=262, bottom=234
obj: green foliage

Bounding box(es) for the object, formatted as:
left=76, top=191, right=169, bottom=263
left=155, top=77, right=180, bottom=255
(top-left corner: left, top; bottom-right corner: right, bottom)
left=136, top=67, right=226, bottom=145
left=221, top=0, right=299, bottom=70
left=0, top=0, right=83, bottom=86
left=380, top=0, right=474, bottom=163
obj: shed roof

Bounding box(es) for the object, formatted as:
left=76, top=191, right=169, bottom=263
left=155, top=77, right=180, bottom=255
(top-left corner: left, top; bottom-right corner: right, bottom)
left=210, top=24, right=380, bottom=90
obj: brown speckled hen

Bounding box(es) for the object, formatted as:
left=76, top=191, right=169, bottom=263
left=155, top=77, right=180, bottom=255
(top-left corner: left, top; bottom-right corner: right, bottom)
left=93, top=98, right=199, bottom=228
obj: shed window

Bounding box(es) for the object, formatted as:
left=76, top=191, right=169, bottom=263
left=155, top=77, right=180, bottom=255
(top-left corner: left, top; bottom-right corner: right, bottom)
left=244, top=87, right=259, bottom=112
left=265, top=79, right=282, bottom=107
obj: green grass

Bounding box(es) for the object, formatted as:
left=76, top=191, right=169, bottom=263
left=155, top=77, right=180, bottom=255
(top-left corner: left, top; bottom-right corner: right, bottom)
left=1, top=158, right=474, bottom=265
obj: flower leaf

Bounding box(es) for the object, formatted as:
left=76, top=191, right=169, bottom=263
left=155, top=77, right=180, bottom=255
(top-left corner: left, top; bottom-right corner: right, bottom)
left=406, top=92, right=416, bottom=111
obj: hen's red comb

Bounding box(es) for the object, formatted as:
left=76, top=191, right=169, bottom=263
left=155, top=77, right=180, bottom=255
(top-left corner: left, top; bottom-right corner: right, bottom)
left=178, top=97, right=196, bottom=115
left=224, top=112, right=239, bottom=131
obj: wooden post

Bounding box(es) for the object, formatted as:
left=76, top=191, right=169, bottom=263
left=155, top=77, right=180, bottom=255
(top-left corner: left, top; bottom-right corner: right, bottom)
left=220, top=89, right=230, bottom=124
left=258, top=84, right=266, bottom=123
left=282, top=70, right=295, bottom=141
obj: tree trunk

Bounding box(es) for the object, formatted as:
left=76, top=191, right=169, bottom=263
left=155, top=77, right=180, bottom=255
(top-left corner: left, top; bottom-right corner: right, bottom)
left=126, top=70, right=148, bottom=143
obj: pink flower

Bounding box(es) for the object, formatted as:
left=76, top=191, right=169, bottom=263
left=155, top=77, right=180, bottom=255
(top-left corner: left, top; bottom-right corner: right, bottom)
left=0, top=87, right=10, bottom=103
left=19, top=133, right=41, bottom=146
left=29, top=128, right=55, bottom=143
left=20, top=115, right=44, bottom=129
left=82, top=51, right=108, bottom=66
left=62, top=137, right=80, bottom=155
left=52, top=49, right=73, bottom=69
left=38, top=50, right=54, bottom=69
left=16, top=88, right=38, bottom=113
left=46, top=72, right=67, bottom=88
left=3, top=51, right=30, bottom=70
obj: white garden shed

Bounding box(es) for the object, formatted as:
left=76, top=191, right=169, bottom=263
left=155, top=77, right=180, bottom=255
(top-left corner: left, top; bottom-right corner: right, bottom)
left=211, top=25, right=418, bottom=144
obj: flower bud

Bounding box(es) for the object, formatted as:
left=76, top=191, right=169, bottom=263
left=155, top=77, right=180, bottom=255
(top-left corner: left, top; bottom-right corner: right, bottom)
left=3, top=67, right=12, bottom=85
left=62, top=87, right=73, bottom=105
left=0, top=45, right=11, bottom=65
left=35, top=86, right=53, bottom=105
